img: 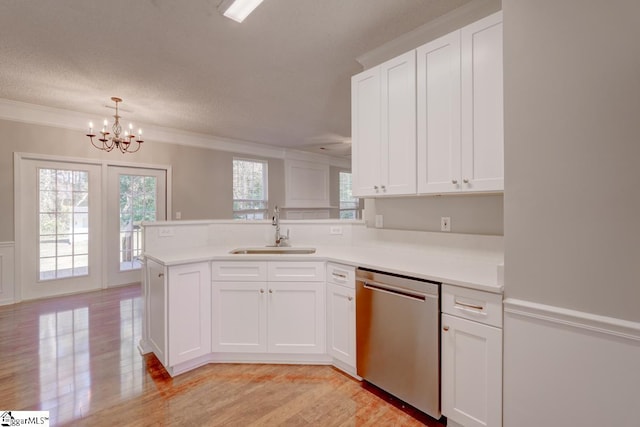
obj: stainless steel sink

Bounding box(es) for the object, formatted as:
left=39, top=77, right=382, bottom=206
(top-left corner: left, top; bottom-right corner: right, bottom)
left=229, top=247, right=316, bottom=255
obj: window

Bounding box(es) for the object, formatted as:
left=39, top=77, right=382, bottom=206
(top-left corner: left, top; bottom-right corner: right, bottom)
left=233, top=159, right=268, bottom=219
left=119, top=174, right=157, bottom=271
left=339, top=171, right=359, bottom=219
left=38, top=168, right=89, bottom=280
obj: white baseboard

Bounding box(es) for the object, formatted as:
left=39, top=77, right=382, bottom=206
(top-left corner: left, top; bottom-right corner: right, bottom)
left=0, top=242, right=15, bottom=305
left=503, top=299, right=640, bottom=427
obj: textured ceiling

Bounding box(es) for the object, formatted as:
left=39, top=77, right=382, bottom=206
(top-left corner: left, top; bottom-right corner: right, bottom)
left=0, top=0, right=470, bottom=153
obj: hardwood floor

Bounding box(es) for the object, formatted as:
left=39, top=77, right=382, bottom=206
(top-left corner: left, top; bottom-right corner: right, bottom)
left=0, top=285, right=445, bottom=426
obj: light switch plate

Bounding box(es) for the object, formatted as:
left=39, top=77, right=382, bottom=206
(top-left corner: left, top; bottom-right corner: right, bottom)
left=375, top=215, right=384, bottom=228
left=330, top=226, right=343, bottom=235
left=441, top=217, right=451, bottom=232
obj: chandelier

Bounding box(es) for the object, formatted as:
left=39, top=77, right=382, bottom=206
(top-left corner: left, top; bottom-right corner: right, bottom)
left=86, top=97, right=144, bottom=153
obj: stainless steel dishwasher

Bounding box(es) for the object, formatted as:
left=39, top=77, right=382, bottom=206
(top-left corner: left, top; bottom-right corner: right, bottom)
left=356, top=267, right=441, bottom=419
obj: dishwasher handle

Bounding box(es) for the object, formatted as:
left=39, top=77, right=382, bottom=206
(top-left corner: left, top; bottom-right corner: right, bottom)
left=362, top=280, right=431, bottom=302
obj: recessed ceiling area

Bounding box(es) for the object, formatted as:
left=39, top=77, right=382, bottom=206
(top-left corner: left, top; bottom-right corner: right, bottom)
left=0, top=0, right=472, bottom=155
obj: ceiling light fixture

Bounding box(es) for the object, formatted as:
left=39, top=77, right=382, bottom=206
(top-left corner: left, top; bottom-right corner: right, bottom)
left=86, top=97, right=143, bottom=154
left=219, top=0, right=264, bottom=23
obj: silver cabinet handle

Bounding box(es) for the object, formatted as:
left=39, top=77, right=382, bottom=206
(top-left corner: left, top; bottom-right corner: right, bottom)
left=443, top=326, right=449, bottom=331
left=348, top=296, right=353, bottom=301
left=260, top=288, right=265, bottom=294
left=332, top=272, right=347, bottom=279
left=452, top=179, right=458, bottom=184
left=269, top=289, right=273, bottom=294
left=463, top=178, right=469, bottom=184
left=158, top=273, right=164, bottom=278
left=455, top=300, right=484, bottom=311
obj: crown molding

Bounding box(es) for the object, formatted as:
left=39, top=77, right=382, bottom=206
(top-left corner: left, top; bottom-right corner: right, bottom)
left=0, top=98, right=350, bottom=168
left=356, top=0, right=501, bottom=70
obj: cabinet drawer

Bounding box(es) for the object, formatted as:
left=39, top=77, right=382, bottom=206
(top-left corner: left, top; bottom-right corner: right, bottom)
left=326, top=263, right=355, bottom=288
left=442, top=284, right=502, bottom=328
left=268, top=262, right=325, bottom=282
left=211, top=261, right=268, bottom=281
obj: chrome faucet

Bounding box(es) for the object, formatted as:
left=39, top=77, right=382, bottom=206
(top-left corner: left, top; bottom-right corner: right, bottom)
left=272, top=205, right=290, bottom=247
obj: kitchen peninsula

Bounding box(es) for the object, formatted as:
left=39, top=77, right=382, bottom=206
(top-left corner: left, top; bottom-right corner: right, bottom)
left=140, top=219, right=504, bottom=426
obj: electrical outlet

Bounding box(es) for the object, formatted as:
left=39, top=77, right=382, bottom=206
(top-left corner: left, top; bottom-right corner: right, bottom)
left=175, top=211, right=182, bottom=220
left=158, top=227, right=174, bottom=237
left=441, top=217, right=451, bottom=232
left=375, top=215, right=384, bottom=228
left=330, top=226, right=343, bottom=235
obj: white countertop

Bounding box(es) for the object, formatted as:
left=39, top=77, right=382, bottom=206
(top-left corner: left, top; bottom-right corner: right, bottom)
left=144, top=243, right=503, bottom=294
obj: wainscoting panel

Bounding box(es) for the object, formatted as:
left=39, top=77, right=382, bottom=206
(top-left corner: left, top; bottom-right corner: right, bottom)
left=503, top=299, right=640, bottom=427
left=0, top=242, right=15, bottom=305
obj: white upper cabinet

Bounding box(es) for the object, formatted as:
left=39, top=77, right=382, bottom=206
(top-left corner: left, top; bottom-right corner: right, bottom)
left=354, top=11, right=503, bottom=197
left=352, top=51, right=416, bottom=197
left=418, top=11, right=503, bottom=194
left=460, top=11, right=504, bottom=192
left=416, top=31, right=462, bottom=194
left=352, top=67, right=382, bottom=196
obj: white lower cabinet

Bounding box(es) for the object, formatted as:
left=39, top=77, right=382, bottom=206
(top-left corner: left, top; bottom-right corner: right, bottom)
left=167, top=262, right=212, bottom=366
left=267, top=281, right=325, bottom=353
left=211, top=281, right=267, bottom=352
left=145, top=260, right=211, bottom=369
left=146, top=259, right=167, bottom=364
left=326, top=282, right=355, bottom=367
left=211, top=261, right=325, bottom=355
left=441, top=285, right=503, bottom=427
left=326, top=263, right=356, bottom=371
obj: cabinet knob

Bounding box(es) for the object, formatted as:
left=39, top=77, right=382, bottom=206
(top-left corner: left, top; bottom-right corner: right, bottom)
left=451, top=179, right=458, bottom=184
left=269, top=289, right=273, bottom=294
left=381, top=185, right=386, bottom=191
left=463, top=178, right=469, bottom=184
left=443, top=326, right=449, bottom=331
left=373, top=185, right=379, bottom=191
left=158, top=273, right=164, bottom=278
left=260, top=288, right=265, bottom=294
left=348, top=296, right=353, bottom=301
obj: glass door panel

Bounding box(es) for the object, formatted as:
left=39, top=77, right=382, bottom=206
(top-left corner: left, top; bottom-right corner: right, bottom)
left=107, top=167, right=166, bottom=287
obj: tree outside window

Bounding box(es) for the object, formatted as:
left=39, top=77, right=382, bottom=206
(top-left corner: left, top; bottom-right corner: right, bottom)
left=233, top=159, right=268, bottom=219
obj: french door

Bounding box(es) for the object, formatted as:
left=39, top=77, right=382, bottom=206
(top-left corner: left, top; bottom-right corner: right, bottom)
left=17, top=155, right=169, bottom=300
left=18, top=159, right=103, bottom=300
left=106, top=166, right=166, bottom=287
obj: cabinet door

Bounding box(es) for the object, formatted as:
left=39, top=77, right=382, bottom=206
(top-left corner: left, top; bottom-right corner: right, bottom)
left=380, top=50, right=417, bottom=196
left=442, top=314, right=502, bottom=427
left=417, top=31, right=462, bottom=194
left=461, top=11, right=504, bottom=192
left=326, top=283, right=356, bottom=367
left=267, top=282, right=325, bottom=354
left=167, top=262, right=211, bottom=366
left=212, top=282, right=267, bottom=353
left=351, top=67, right=382, bottom=197
left=147, top=260, right=167, bottom=365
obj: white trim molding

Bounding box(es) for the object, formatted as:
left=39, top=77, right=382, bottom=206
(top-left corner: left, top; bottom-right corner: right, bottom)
left=504, top=298, right=640, bottom=342
left=0, top=241, right=15, bottom=305
left=503, top=298, right=640, bottom=426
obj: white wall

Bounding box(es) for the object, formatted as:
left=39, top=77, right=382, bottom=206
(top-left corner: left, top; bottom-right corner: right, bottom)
left=503, top=0, right=640, bottom=424
left=372, top=194, right=503, bottom=235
